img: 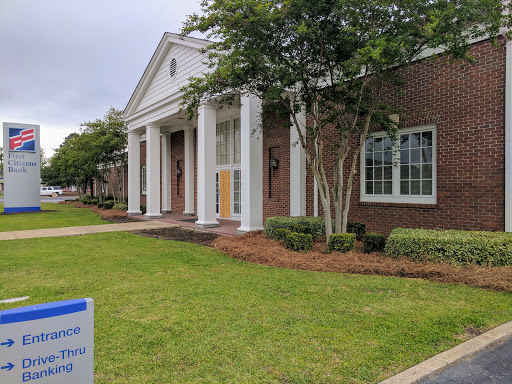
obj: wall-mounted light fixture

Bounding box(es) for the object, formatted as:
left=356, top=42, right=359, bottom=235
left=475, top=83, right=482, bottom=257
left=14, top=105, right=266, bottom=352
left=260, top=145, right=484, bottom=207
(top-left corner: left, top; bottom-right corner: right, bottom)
left=270, top=157, right=279, bottom=170
left=176, top=160, right=182, bottom=195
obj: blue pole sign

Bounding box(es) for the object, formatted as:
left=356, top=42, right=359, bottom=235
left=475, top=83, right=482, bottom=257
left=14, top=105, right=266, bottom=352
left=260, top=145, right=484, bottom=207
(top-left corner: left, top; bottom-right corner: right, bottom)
left=0, top=298, right=94, bottom=383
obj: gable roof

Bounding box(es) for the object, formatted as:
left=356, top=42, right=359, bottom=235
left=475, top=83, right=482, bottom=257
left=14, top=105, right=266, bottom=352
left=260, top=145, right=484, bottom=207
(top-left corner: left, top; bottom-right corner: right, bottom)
left=123, top=32, right=211, bottom=117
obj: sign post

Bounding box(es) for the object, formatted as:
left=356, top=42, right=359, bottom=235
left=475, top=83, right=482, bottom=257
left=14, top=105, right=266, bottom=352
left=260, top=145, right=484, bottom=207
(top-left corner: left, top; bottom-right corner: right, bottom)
left=2, top=122, right=41, bottom=213
left=0, top=298, right=94, bottom=384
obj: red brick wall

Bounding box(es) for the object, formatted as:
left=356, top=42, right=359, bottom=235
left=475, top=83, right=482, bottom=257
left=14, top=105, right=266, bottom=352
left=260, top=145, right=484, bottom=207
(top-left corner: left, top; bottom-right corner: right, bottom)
left=137, top=129, right=197, bottom=215
left=262, top=107, right=291, bottom=221
left=301, top=37, right=506, bottom=234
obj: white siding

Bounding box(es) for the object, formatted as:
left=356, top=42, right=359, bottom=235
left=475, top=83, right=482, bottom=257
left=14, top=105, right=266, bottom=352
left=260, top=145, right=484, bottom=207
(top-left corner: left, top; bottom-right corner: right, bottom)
left=136, top=44, right=207, bottom=112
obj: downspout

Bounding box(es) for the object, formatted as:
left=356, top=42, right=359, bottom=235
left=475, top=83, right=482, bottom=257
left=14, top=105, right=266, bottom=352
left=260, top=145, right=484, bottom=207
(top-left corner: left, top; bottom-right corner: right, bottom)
left=502, top=8, right=512, bottom=231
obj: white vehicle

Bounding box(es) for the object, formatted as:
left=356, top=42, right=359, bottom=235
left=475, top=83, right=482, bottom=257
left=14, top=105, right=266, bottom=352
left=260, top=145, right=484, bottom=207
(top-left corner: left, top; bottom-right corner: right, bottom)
left=40, top=186, right=63, bottom=197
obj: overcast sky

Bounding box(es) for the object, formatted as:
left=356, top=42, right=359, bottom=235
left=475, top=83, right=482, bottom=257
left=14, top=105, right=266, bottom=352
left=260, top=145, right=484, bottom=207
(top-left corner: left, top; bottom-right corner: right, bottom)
left=0, top=0, right=203, bottom=157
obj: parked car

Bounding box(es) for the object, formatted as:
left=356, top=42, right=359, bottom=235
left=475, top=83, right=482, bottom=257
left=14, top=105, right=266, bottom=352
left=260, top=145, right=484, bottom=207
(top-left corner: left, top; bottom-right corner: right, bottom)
left=40, top=186, right=63, bottom=197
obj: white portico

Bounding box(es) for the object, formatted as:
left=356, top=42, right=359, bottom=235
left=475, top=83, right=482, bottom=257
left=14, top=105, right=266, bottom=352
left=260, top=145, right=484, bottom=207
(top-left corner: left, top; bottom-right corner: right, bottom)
left=123, top=33, right=288, bottom=232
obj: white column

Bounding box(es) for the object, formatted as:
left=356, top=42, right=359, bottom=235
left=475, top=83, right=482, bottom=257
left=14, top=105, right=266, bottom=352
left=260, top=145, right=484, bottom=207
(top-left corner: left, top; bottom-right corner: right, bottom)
left=127, top=130, right=142, bottom=215
left=183, top=127, right=195, bottom=216
left=195, top=102, right=219, bottom=228
left=238, top=94, right=263, bottom=233
left=161, top=133, right=172, bottom=213
left=145, top=123, right=162, bottom=219
left=290, top=99, right=307, bottom=216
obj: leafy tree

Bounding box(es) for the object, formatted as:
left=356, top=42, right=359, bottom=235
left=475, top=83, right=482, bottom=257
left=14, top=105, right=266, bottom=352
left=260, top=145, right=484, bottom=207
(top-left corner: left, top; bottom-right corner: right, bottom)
left=81, top=108, right=128, bottom=203
left=43, top=109, right=127, bottom=200
left=181, top=0, right=511, bottom=239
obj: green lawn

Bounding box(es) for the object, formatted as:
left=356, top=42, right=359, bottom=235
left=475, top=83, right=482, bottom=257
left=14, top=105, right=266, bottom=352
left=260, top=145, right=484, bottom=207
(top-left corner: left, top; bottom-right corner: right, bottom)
left=0, top=203, right=106, bottom=232
left=1, top=232, right=512, bottom=383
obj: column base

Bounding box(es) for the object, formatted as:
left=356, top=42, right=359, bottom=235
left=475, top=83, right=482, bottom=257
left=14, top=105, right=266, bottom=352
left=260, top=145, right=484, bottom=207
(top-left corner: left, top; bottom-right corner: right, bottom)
left=183, top=211, right=195, bottom=216
left=144, top=213, right=163, bottom=220
left=237, top=226, right=264, bottom=235
left=195, top=220, right=220, bottom=228
left=127, top=210, right=142, bottom=216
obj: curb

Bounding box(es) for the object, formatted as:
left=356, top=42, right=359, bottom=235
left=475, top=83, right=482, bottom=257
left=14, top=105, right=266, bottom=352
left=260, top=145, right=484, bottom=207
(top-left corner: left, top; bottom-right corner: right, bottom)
left=379, top=320, right=512, bottom=384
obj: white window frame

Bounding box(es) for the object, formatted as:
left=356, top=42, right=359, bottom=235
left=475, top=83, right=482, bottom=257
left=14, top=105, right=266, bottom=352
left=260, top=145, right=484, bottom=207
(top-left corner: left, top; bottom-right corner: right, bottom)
left=141, top=165, right=147, bottom=195
left=360, top=124, right=437, bottom=204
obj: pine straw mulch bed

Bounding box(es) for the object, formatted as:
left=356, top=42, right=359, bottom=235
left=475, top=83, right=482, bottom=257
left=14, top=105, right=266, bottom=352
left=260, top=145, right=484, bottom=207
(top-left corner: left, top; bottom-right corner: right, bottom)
left=59, top=201, right=137, bottom=223
left=213, top=231, right=512, bottom=294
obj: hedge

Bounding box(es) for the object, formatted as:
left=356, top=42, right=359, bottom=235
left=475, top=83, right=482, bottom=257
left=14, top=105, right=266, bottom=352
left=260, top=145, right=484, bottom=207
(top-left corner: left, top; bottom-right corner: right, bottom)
left=385, top=228, right=512, bottom=266
left=103, top=200, right=115, bottom=210
left=264, top=216, right=365, bottom=240
left=362, top=232, right=387, bottom=253
left=285, top=232, right=313, bottom=251
left=113, top=202, right=128, bottom=211
left=328, top=233, right=356, bottom=253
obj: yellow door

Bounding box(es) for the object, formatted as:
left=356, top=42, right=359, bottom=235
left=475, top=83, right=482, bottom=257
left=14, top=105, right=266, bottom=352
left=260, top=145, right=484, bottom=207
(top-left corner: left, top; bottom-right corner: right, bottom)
left=220, top=170, right=231, bottom=218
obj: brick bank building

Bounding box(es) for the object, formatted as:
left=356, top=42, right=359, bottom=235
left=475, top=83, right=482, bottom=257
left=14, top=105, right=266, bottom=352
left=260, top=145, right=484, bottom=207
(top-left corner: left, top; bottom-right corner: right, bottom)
left=123, top=32, right=512, bottom=234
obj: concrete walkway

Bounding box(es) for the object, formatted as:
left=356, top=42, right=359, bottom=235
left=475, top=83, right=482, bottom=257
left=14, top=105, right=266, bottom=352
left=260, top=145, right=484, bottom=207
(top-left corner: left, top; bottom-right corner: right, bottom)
left=0, top=221, right=178, bottom=240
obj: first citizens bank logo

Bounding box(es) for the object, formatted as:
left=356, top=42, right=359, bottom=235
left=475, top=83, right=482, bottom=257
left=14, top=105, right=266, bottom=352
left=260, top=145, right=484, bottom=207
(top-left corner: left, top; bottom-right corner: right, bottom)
left=9, top=127, right=36, bottom=152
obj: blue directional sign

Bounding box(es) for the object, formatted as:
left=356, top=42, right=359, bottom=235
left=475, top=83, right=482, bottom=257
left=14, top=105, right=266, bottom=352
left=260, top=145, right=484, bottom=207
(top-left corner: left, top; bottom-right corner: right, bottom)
left=0, top=298, right=93, bottom=384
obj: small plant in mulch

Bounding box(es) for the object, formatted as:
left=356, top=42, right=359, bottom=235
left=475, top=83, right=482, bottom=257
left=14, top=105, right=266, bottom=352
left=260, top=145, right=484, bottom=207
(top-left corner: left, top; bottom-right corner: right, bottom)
left=285, top=232, right=313, bottom=252
left=362, top=232, right=387, bottom=254
left=328, top=233, right=356, bottom=253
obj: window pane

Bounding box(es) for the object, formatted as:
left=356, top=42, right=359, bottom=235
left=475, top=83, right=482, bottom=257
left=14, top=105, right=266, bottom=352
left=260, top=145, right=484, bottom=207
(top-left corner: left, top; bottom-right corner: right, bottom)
left=422, top=180, right=433, bottom=195
left=400, top=165, right=409, bottom=180
left=410, top=164, right=420, bottom=179
left=365, top=138, right=373, bottom=152
left=384, top=181, right=392, bottom=194
left=234, top=204, right=240, bottom=214
left=366, top=167, right=374, bottom=181
left=400, top=134, right=409, bottom=149
left=383, top=137, right=392, bottom=151
left=411, top=180, right=421, bottom=195
left=422, top=147, right=432, bottom=163
left=384, top=166, right=392, bottom=180
left=366, top=181, right=373, bottom=194
left=422, top=131, right=432, bottom=147
left=234, top=182, right=240, bottom=192
left=410, top=148, right=421, bottom=164
left=400, top=149, right=409, bottom=164
left=384, top=150, right=392, bottom=165
left=374, top=151, right=383, bottom=166
left=234, top=192, right=240, bottom=202
left=374, top=137, right=383, bottom=151
left=422, top=164, right=432, bottom=179
left=410, top=132, right=420, bottom=148
left=375, top=166, right=382, bottom=180
left=365, top=152, right=373, bottom=166
left=400, top=181, right=409, bottom=195
left=374, top=181, right=382, bottom=194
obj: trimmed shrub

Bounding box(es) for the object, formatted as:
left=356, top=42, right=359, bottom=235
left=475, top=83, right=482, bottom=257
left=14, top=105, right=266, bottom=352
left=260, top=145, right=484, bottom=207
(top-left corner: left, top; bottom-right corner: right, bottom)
left=90, top=199, right=99, bottom=205
left=264, top=216, right=326, bottom=240
left=285, top=232, right=313, bottom=252
left=140, top=204, right=146, bottom=214
left=273, top=228, right=292, bottom=241
left=385, top=228, right=512, bottom=266
left=291, top=224, right=310, bottom=235
left=362, top=232, right=387, bottom=253
left=328, top=233, right=356, bottom=253
left=113, top=202, right=128, bottom=211
left=103, top=200, right=115, bottom=210
left=97, top=202, right=104, bottom=209
left=347, top=222, right=366, bottom=240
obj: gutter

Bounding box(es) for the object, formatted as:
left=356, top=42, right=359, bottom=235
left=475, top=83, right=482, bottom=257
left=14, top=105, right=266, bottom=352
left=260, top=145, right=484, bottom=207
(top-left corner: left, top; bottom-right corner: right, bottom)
left=503, top=5, right=512, bottom=231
